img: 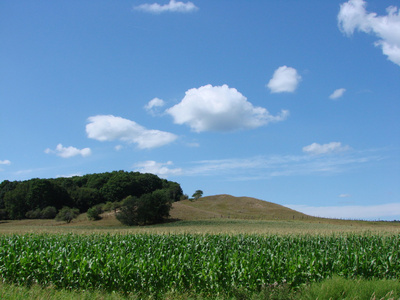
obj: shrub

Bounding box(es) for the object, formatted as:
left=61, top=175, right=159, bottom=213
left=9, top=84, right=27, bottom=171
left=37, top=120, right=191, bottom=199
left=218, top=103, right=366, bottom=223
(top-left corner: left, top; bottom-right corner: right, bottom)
left=55, top=207, right=79, bottom=223
left=87, top=205, right=103, bottom=221
left=41, top=206, right=57, bottom=219
left=116, top=190, right=172, bottom=226
left=25, top=208, right=42, bottom=219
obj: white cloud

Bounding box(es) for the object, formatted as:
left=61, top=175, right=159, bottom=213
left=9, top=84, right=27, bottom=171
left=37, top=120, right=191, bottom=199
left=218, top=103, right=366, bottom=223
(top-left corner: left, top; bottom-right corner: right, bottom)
left=303, top=142, right=351, bottom=155
left=267, top=66, right=302, bottom=93
left=286, top=203, right=400, bottom=220
left=134, top=0, right=198, bottom=14
left=329, top=88, right=346, bottom=99
left=45, top=144, right=92, bottom=158
left=339, top=193, right=351, bottom=198
left=133, top=160, right=182, bottom=178
left=338, top=0, right=400, bottom=66
left=173, top=150, right=379, bottom=180
left=166, top=84, right=289, bottom=132
left=56, top=173, right=82, bottom=178
left=144, top=97, right=165, bottom=115
left=0, top=160, right=11, bottom=165
left=86, top=115, right=177, bottom=149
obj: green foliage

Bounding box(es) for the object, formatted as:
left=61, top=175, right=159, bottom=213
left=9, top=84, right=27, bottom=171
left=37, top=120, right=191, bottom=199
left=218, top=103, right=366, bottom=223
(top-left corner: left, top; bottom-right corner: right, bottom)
left=0, top=234, right=398, bottom=297
left=0, top=171, right=183, bottom=220
left=192, top=189, right=203, bottom=200
left=55, top=207, right=79, bottom=223
left=70, top=187, right=103, bottom=212
left=87, top=205, right=103, bottom=221
left=25, top=206, right=57, bottom=219
left=0, top=180, right=18, bottom=209
left=117, top=190, right=172, bottom=226
left=0, top=209, right=8, bottom=220
left=25, top=208, right=42, bottom=219
left=102, top=201, right=121, bottom=213
left=41, top=206, right=57, bottom=219
left=3, top=182, right=30, bottom=219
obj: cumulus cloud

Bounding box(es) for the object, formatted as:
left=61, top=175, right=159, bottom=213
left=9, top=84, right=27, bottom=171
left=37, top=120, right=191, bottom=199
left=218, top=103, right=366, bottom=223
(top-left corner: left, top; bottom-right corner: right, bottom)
left=134, top=0, right=198, bottom=14
left=166, top=84, right=289, bottom=132
left=303, top=142, right=351, bottom=155
left=0, top=160, right=11, bottom=165
left=86, top=115, right=177, bottom=149
left=45, top=144, right=92, bottom=158
left=267, top=66, right=302, bottom=93
left=144, top=97, right=165, bottom=115
left=338, top=0, right=400, bottom=66
left=329, top=88, right=346, bottom=99
left=286, top=203, right=400, bottom=220
left=133, top=160, right=182, bottom=177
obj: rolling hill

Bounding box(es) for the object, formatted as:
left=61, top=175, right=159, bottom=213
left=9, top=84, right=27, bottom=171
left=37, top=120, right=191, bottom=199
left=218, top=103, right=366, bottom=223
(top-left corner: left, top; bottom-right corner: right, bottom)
left=170, top=194, right=313, bottom=221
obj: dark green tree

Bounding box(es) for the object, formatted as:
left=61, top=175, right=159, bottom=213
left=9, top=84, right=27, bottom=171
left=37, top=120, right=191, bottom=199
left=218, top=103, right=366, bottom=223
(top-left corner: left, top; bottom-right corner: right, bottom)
left=0, top=180, right=19, bottom=209
left=3, top=181, right=30, bottom=219
left=101, top=171, right=139, bottom=202
left=41, top=206, right=57, bottom=219
left=70, top=187, right=103, bottom=211
left=87, top=204, right=103, bottom=221
left=55, top=207, right=79, bottom=223
left=116, top=190, right=172, bottom=226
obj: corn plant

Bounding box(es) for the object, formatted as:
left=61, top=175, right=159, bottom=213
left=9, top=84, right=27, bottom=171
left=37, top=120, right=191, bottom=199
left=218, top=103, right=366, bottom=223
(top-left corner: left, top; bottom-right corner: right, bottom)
left=0, top=233, right=398, bottom=296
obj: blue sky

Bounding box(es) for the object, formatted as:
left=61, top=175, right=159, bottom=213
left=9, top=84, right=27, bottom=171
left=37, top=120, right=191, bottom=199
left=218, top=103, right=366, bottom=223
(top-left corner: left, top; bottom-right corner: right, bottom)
left=1, top=0, right=399, bottom=220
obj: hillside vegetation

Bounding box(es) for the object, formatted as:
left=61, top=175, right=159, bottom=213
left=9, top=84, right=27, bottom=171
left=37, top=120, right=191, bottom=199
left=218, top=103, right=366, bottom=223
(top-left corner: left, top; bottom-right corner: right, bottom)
left=170, top=194, right=312, bottom=220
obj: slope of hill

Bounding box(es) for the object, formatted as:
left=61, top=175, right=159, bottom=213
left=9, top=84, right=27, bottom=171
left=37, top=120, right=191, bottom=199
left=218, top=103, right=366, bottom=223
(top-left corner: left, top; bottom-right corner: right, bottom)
left=170, top=194, right=313, bottom=221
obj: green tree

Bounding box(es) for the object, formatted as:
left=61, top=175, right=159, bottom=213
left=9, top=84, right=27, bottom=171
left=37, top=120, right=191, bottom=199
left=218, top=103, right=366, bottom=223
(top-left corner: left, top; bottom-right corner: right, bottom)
left=87, top=204, right=103, bottom=221
left=116, top=190, right=172, bottom=226
left=55, top=207, right=79, bottom=223
left=70, top=187, right=103, bottom=211
left=101, top=171, right=139, bottom=202
left=0, top=180, right=19, bottom=209
left=41, top=206, right=57, bottom=219
left=192, top=190, right=203, bottom=200
left=3, top=181, right=30, bottom=219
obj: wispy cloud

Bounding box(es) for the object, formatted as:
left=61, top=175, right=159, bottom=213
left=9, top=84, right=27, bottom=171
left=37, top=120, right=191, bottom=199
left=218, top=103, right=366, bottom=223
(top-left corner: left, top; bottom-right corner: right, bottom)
left=267, top=66, right=301, bottom=93
left=137, top=150, right=381, bottom=180
left=134, top=0, right=198, bottom=14
left=303, top=142, right=351, bottom=155
left=286, top=203, right=400, bottom=220
left=0, top=160, right=11, bottom=165
left=45, top=144, right=91, bottom=158
left=133, top=160, right=182, bottom=178
left=339, top=193, right=351, bottom=198
left=329, top=88, right=346, bottom=99
left=338, top=0, right=400, bottom=67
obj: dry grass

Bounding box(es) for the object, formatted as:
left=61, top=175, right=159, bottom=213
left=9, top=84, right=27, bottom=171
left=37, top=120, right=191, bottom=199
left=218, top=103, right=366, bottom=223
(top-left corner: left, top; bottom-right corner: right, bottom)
left=170, top=194, right=312, bottom=220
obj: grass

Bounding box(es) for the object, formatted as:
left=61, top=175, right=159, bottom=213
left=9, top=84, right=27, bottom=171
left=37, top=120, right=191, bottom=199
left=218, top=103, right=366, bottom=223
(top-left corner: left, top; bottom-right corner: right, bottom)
left=0, top=277, right=399, bottom=299
left=299, top=276, right=400, bottom=300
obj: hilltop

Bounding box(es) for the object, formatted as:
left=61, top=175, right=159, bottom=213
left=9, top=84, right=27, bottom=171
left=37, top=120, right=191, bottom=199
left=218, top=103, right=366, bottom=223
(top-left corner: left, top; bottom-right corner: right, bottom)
left=170, top=194, right=313, bottom=221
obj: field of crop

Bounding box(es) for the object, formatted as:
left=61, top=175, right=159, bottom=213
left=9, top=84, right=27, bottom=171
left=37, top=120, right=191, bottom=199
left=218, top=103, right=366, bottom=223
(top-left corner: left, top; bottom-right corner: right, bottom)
left=0, top=233, right=399, bottom=298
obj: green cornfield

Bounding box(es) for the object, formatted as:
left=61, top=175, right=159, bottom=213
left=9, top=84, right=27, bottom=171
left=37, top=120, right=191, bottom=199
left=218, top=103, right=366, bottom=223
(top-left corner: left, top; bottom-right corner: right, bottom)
left=0, top=233, right=398, bottom=296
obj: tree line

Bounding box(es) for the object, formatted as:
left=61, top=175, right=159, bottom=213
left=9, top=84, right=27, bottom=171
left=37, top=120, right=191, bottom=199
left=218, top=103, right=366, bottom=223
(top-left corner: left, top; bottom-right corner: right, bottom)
left=0, top=171, right=183, bottom=224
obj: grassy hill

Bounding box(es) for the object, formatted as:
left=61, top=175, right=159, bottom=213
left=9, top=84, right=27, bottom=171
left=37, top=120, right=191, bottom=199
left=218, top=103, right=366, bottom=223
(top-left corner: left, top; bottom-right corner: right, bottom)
left=1, top=194, right=399, bottom=235
left=170, top=194, right=313, bottom=221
